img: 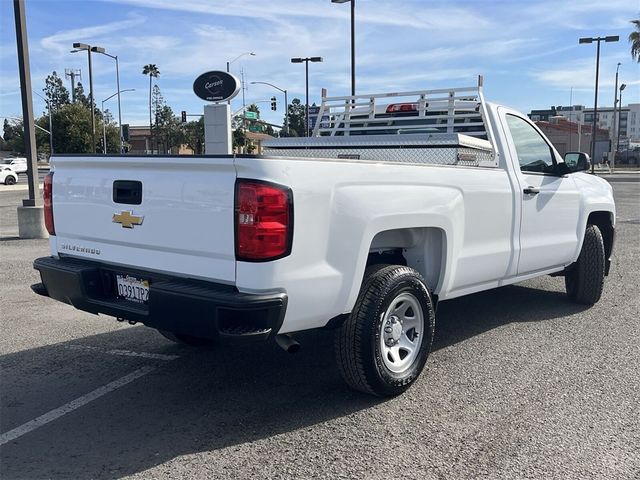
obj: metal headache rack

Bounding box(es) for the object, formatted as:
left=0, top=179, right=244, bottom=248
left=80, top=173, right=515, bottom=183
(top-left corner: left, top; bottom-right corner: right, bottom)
left=312, top=75, right=492, bottom=138
left=263, top=76, right=498, bottom=168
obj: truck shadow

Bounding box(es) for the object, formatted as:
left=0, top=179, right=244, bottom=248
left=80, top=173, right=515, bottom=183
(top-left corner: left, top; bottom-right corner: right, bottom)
left=0, top=282, right=589, bottom=479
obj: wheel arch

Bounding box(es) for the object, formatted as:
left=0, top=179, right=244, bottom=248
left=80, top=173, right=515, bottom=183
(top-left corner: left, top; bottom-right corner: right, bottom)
left=586, top=210, right=614, bottom=275
left=367, top=226, right=447, bottom=294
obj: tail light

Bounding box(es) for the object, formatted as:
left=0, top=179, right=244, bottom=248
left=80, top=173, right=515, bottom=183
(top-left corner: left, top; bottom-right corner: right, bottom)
left=235, top=180, right=292, bottom=261
left=43, top=172, right=55, bottom=235
left=386, top=103, right=418, bottom=114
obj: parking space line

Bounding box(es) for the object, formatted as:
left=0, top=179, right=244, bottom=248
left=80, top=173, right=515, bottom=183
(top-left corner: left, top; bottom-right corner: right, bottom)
left=65, top=344, right=180, bottom=361
left=0, top=366, right=155, bottom=447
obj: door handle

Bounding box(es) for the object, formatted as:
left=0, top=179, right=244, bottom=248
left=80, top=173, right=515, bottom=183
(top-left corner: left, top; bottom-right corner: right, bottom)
left=523, top=186, right=540, bottom=195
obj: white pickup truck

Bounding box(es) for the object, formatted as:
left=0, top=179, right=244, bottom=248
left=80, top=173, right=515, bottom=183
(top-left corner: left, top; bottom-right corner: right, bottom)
left=32, top=78, right=615, bottom=396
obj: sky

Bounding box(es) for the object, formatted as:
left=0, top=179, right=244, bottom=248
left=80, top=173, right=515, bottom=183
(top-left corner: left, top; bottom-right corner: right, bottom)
left=0, top=0, right=639, bottom=130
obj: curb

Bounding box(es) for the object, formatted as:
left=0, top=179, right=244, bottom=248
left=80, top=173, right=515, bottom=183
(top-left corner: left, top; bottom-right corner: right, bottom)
left=0, top=183, right=44, bottom=192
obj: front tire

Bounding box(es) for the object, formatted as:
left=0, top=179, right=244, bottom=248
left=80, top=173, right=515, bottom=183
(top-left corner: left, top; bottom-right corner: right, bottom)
left=334, top=265, right=435, bottom=397
left=565, top=224, right=605, bottom=305
left=4, top=176, right=16, bottom=185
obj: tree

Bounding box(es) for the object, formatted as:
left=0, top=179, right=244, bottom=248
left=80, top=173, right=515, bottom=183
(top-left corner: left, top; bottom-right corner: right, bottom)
left=182, top=117, right=204, bottom=154
left=232, top=104, right=262, bottom=152
left=43, top=71, right=70, bottom=110
left=142, top=64, right=160, bottom=151
left=155, top=105, right=182, bottom=154
left=73, top=82, right=89, bottom=107
left=284, top=98, right=306, bottom=137
left=3, top=119, right=25, bottom=153
left=630, top=19, right=640, bottom=63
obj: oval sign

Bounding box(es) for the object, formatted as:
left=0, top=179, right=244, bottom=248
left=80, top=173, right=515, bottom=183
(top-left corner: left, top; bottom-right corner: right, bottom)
left=193, top=71, right=240, bottom=102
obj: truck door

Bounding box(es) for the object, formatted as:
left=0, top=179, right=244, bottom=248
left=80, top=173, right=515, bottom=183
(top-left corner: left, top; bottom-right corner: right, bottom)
left=500, top=111, right=581, bottom=274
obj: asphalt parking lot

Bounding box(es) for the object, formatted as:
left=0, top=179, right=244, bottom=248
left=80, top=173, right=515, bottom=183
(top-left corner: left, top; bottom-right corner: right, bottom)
left=1, top=176, right=639, bottom=479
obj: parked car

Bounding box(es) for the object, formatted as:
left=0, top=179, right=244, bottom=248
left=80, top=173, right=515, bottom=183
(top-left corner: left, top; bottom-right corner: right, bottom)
left=0, top=167, right=18, bottom=185
left=32, top=78, right=615, bottom=397
left=1, top=157, right=27, bottom=174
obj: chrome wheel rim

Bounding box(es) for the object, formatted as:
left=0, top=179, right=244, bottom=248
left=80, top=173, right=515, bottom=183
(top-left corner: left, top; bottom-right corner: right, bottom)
left=379, top=292, right=424, bottom=374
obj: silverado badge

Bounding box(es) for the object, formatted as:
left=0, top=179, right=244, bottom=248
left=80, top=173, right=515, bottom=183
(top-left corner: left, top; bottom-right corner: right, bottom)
left=112, top=211, right=144, bottom=229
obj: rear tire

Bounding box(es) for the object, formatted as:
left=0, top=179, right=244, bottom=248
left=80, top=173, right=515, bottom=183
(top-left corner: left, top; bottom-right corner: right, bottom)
left=334, top=264, right=435, bottom=397
left=4, top=176, right=16, bottom=185
left=565, top=224, right=605, bottom=305
left=157, top=330, right=216, bottom=347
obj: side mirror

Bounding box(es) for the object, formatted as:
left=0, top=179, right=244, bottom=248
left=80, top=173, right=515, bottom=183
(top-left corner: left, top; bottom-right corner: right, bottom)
left=563, top=152, right=590, bottom=173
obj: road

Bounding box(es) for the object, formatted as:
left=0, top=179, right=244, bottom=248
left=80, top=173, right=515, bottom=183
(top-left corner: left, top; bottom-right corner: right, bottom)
left=0, top=177, right=638, bottom=479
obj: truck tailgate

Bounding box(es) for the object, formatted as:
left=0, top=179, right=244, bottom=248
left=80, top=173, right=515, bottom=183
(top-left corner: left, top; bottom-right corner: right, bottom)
left=50, top=156, right=237, bottom=284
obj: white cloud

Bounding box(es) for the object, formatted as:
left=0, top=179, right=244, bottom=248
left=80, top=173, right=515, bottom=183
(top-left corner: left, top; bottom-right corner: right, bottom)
left=39, top=12, right=146, bottom=54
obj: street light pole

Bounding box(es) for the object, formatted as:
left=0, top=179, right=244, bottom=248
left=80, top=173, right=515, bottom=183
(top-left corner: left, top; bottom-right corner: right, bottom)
left=33, top=90, right=53, bottom=154
left=332, top=0, right=356, bottom=96
left=71, top=42, right=99, bottom=153
left=250, top=81, right=289, bottom=135
left=226, top=52, right=255, bottom=73
left=101, top=89, right=135, bottom=154
left=611, top=62, right=621, bottom=171
left=617, top=83, right=626, bottom=162
left=579, top=35, right=619, bottom=174
left=291, top=56, right=323, bottom=136
left=93, top=48, right=123, bottom=153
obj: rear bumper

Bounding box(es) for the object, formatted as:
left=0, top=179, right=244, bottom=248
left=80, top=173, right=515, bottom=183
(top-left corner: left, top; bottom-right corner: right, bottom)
left=32, top=256, right=287, bottom=341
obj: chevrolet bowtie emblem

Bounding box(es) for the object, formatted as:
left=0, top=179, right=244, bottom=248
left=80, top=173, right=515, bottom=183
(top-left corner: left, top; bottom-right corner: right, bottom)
left=112, top=211, right=144, bottom=229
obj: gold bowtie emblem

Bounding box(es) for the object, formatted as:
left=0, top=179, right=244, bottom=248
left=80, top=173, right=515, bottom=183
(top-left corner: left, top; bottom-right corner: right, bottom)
left=112, top=211, right=144, bottom=229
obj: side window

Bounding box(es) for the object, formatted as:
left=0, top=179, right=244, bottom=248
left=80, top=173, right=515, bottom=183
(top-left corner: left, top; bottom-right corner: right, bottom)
left=505, top=115, right=555, bottom=173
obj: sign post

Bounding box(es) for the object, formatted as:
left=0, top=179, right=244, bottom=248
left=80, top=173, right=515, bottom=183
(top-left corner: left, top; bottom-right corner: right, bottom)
left=193, top=71, right=240, bottom=155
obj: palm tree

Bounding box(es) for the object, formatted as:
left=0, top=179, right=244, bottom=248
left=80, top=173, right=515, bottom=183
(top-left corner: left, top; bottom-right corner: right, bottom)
left=142, top=64, right=160, bottom=152
left=630, top=19, right=640, bottom=63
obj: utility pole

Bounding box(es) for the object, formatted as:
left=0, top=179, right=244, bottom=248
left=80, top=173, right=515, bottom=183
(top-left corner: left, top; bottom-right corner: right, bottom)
left=65, top=68, right=81, bottom=102
left=13, top=0, right=40, bottom=207
left=13, top=0, right=47, bottom=238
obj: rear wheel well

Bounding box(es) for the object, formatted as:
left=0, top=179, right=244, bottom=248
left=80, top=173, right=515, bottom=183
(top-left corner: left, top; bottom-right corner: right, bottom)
left=367, top=227, right=445, bottom=294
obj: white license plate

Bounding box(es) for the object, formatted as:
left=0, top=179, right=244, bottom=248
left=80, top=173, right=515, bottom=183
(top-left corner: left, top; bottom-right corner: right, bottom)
left=116, top=275, right=149, bottom=304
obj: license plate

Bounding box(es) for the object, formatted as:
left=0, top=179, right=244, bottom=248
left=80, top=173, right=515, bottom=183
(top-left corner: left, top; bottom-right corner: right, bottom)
left=116, top=275, right=149, bottom=304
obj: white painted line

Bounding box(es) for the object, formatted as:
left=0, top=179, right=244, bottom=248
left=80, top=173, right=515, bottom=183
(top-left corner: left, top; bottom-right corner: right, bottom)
left=0, top=366, right=155, bottom=446
left=65, top=344, right=180, bottom=361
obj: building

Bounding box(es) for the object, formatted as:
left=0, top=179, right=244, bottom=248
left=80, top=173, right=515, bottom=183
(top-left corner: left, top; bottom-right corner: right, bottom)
left=535, top=117, right=609, bottom=161
left=529, top=103, right=640, bottom=145
left=529, top=105, right=584, bottom=123
left=128, top=126, right=195, bottom=155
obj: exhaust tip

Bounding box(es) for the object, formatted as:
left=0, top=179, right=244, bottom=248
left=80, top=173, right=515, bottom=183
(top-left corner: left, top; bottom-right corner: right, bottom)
left=275, top=334, right=301, bottom=354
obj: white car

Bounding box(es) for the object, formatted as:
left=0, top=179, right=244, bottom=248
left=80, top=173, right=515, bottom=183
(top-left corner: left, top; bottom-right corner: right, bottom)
left=0, top=157, right=27, bottom=174
left=0, top=166, right=18, bottom=185
left=32, top=79, right=615, bottom=397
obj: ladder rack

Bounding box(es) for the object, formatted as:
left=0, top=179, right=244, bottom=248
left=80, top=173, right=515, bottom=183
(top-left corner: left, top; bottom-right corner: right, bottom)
left=311, top=75, right=494, bottom=146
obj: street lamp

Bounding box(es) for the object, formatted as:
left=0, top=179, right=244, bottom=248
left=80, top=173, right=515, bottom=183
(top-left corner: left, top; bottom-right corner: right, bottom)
left=226, top=52, right=255, bottom=72
left=32, top=90, right=53, bottom=154
left=617, top=83, right=627, bottom=163
left=226, top=52, right=255, bottom=109
left=291, top=56, right=323, bottom=136
left=250, top=81, right=289, bottom=135
left=611, top=62, right=621, bottom=170
left=331, top=0, right=356, bottom=96
left=71, top=42, right=101, bottom=153
left=92, top=47, right=124, bottom=153
left=579, top=35, right=619, bottom=173
left=101, top=89, right=135, bottom=154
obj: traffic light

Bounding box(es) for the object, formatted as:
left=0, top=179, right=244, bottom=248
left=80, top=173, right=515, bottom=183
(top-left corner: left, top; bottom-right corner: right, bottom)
left=122, top=124, right=130, bottom=141
left=270, top=96, right=277, bottom=111
left=181, top=110, right=187, bottom=123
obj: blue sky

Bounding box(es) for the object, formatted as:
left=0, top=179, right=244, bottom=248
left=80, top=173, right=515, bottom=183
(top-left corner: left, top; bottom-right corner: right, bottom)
left=1, top=0, right=639, bottom=129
